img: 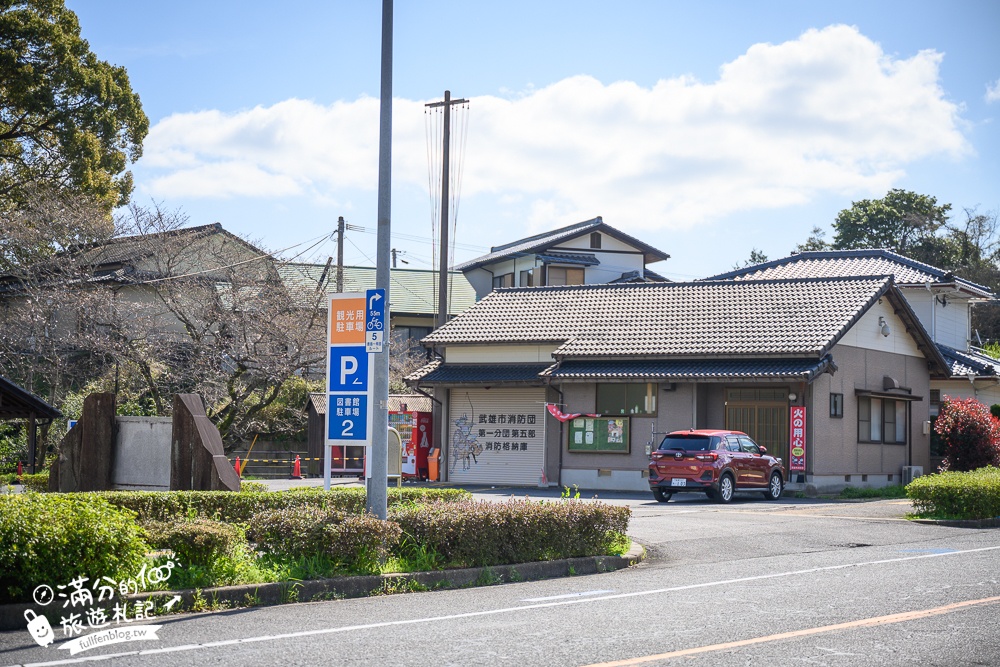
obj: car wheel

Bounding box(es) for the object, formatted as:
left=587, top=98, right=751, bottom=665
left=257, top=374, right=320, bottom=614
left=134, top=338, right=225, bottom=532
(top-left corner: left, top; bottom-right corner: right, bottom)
left=716, top=474, right=734, bottom=504
left=652, top=487, right=672, bottom=503
left=763, top=471, right=783, bottom=500
left=705, top=489, right=717, bottom=500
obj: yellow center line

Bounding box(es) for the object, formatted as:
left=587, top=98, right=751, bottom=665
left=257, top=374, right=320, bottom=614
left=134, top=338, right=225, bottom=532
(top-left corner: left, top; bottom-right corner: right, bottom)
left=582, top=595, right=1000, bottom=667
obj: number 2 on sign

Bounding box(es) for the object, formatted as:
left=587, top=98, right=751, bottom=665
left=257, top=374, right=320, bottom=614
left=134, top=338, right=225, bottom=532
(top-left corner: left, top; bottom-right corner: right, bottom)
left=341, top=420, right=354, bottom=438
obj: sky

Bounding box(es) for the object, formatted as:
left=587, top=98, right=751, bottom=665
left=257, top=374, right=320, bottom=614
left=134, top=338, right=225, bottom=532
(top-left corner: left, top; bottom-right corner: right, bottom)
left=65, top=0, right=1000, bottom=281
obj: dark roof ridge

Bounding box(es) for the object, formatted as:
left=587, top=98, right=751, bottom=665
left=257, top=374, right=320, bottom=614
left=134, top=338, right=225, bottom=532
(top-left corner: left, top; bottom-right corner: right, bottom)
left=489, top=217, right=602, bottom=252
left=491, top=274, right=893, bottom=295
left=68, top=222, right=223, bottom=253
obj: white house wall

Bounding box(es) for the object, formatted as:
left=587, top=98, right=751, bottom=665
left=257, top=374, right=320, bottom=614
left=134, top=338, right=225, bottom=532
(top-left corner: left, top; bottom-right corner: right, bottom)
left=837, top=299, right=923, bottom=358
left=898, top=288, right=971, bottom=350
left=933, top=379, right=1000, bottom=408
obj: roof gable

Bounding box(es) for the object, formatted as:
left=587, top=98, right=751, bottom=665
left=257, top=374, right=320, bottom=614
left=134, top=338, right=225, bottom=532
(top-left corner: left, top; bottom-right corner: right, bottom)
left=422, top=276, right=944, bottom=365
left=707, top=249, right=993, bottom=297
left=454, top=216, right=670, bottom=272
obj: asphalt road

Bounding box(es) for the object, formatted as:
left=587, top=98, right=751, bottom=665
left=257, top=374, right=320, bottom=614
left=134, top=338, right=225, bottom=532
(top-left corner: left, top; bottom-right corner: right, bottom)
left=2, top=488, right=998, bottom=667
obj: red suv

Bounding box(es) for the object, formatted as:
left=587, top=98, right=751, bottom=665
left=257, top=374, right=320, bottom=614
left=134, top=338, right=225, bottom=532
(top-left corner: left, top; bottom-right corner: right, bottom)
left=648, top=429, right=784, bottom=503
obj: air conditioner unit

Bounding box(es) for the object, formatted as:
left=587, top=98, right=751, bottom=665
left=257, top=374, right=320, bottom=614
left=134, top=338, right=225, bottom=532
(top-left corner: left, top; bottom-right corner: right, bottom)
left=902, top=466, right=923, bottom=485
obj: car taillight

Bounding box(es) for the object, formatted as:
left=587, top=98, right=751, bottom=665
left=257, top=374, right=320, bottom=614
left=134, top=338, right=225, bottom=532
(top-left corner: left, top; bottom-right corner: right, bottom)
left=694, top=452, right=718, bottom=462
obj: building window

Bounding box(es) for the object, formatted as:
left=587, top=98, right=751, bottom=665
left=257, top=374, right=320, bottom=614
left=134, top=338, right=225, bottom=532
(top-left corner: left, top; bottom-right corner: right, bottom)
left=519, top=269, right=533, bottom=287
left=492, top=272, right=514, bottom=289
left=858, top=396, right=906, bottom=444
left=590, top=232, right=602, bottom=249
left=597, top=383, right=657, bottom=416
left=830, top=393, right=843, bottom=418
left=546, top=266, right=584, bottom=286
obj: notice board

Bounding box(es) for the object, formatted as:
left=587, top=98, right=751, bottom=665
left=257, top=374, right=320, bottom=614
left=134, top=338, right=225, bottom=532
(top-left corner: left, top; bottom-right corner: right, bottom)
left=568, top=417, right=629, bottom=453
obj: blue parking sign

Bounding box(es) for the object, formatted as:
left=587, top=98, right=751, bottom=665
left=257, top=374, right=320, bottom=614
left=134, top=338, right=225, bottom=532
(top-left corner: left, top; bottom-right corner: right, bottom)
left=327, top=394, right=368, bottom=441
left=328, top=346, right=368, bottom=392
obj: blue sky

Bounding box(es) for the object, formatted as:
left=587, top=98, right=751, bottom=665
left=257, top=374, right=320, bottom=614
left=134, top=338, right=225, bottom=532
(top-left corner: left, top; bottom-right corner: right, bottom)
left=67, top=1, right=1000, bottom=280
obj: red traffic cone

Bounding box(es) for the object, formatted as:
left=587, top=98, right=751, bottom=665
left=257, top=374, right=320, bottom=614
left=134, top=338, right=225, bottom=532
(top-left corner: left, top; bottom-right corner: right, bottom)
left=17, top=461, right=22, bottom=476
left=291, top=455, right=302, bottom=479
left=234, top=456, right=242, bottom=477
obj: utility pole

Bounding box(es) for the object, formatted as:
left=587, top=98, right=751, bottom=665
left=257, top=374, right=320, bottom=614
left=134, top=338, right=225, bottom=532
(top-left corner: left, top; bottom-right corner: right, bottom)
left=336, top=216, right=345, bottom=293
left=391, top=248, right=398, bottom=268
left=426, top=90, right=467, bottom=329
left=367, top=0, right=392, bottom=520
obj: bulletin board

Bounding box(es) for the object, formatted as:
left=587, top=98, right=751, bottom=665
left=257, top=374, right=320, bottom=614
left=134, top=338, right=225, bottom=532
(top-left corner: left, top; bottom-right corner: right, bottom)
left=567, top=417, right=629, bottom=453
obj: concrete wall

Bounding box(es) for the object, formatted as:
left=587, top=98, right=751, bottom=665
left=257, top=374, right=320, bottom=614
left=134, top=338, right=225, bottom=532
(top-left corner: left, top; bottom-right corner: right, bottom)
left=112, top=417, right=173, bottom=491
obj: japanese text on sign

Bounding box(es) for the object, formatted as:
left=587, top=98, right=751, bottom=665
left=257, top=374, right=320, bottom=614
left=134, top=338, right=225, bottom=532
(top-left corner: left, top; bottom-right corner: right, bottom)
left=789, top=406, right=806, bottom=472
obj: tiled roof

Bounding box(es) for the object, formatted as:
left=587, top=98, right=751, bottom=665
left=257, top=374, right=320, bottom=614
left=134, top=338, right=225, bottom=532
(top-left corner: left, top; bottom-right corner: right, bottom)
left=609, top=269, right=671, bottom=284
left=454, top=217, right=670, bottom=272
left=405, top=361, right=551, bottom=385
left=937, top=344, right=1000, bottom=377
left=707, top=249, right=993, bottom=297
left=279, top=263, right=477, bottom=317
left=534, top=252, right=600, bottom=266
left=542, top=357, right=836, bottom=382
left=421, top=276, right=921, bottom=360
left=66, top=223, right=241, bottom=268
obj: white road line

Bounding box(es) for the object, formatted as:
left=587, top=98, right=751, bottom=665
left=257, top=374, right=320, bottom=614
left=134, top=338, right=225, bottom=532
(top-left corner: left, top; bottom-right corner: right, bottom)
left=521, top=590, right=615, bottom=602
left=10, top=544, right=1000, bottom=667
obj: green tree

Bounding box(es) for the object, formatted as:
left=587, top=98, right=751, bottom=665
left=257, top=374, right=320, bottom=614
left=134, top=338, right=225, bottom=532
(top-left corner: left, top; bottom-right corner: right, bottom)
left=794, top=226, right=830, bottom=252
left=0, top=0, right=148, bottom=212
left=731, top=247, right=768, bottom=271
left=831, top=189, right=952, bottom=253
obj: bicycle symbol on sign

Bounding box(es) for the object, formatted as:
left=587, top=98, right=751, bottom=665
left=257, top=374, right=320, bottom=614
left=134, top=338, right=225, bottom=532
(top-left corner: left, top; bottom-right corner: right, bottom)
left=368, top=318, right=383, bottom=331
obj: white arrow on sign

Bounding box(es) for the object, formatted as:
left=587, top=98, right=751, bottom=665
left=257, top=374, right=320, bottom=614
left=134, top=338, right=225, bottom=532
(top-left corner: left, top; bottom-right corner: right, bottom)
left=369, top=292, right=382, bottom=310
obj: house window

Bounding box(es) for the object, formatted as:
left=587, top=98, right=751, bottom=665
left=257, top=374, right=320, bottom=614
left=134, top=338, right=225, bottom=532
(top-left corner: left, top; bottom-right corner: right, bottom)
left=519, top=269, right=533, bottom=287
left=597, top=383, right=657, bottom=416
left=590, top=232, right=602, bottom=249
left=492, top=273, right=514, bottom=289
left=546, top=267, right=584, bottom=286
left=830, top=393, right=843, bottom=418
left=858, top=396, right=906, bottom=444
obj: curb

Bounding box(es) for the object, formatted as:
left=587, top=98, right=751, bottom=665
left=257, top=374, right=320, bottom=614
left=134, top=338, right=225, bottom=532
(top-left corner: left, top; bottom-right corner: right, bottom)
left=0, top=542, right=645, bottom=633
left=911, top=517, right=1000, bottom=528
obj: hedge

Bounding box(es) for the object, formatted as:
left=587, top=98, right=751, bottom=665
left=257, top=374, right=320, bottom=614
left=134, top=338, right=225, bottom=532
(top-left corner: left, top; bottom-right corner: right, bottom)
left=0, top=495, right=149, bottom=603
left=389, top=499, right=631, bottom=568
left=83, top=487, right=470, bottom=523
left=906, top=466, right=1000, bottom=520
left=247, top=507, right=402, bottom=573
left=19, top=471, right=49, bottom=492
left=143, top=519, right=246, bottom=567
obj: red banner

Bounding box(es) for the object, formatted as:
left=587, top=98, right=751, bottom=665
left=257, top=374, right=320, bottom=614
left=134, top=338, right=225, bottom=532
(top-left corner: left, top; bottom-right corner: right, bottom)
left=789, top=406, right=806, bottom=472
left=546, top=404, right=600, bottom=423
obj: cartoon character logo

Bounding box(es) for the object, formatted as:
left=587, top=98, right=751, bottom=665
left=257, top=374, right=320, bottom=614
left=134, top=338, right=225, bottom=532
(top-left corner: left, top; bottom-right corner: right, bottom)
left=24, top=610, right=54, bottom=647
left=450, top=413, right=483, bottom=473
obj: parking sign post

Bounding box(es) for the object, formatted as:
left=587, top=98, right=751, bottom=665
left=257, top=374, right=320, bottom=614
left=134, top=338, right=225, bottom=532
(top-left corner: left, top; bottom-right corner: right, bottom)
left=325, top=294, right=371, bottom=490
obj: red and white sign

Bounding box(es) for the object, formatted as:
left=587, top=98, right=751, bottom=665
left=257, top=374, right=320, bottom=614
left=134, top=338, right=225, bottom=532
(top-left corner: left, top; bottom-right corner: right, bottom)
left=789, top=406, right=806, bottom=472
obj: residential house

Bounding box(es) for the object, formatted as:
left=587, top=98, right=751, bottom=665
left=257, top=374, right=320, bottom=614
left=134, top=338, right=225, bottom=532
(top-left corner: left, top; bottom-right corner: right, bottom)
left=408, top=276, right=947, bottom=492
left=278, top=263, right=477, bottom=346
left=455, top=216, right=670, bottom=300
left=708, top=249, right=999, bottom=465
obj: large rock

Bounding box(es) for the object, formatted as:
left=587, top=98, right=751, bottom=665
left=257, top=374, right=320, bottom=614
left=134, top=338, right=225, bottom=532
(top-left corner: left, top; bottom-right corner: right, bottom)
left=170, top=394, right=240, bottom=491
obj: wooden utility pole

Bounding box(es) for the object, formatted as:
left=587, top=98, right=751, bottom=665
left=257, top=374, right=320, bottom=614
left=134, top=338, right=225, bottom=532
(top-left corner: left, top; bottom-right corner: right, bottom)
left=426, top=90, right=468, bottom=329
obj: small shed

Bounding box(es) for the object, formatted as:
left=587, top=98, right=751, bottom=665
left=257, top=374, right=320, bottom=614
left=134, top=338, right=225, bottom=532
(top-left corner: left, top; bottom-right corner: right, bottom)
left=0, top=376, right=63, bottom=473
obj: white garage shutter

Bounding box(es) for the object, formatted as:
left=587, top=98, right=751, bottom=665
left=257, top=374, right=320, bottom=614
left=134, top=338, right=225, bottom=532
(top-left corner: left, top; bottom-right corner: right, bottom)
left=448, top=388, right=545, bottom=485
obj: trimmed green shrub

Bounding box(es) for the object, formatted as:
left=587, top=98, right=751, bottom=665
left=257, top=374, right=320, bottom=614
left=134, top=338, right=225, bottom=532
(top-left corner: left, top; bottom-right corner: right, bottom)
left=19, top=470, right=50, bottom=492
left=934, top=397, right=1000, bottom=471
left=0, top=495, right=149, bottom=603
left=90, top=487, right=470, bottom=523
left=0, top=472, right=17, bottom=486
left=239, top=481, right=269, bottom=493
left=247, top=507, right=402, bottom=573
left=906, top=466, right=1000, bottom=520
left=142, top=519, right=246, bottom=567
left=389, top=499, right=631, bottom=568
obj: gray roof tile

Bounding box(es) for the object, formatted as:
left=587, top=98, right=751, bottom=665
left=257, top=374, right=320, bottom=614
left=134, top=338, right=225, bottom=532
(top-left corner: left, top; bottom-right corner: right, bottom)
left=405, top=361, right=551, bottom=384
left=543, top=357, right=836, bottom=382
left=421, top=277, right=903, bottom=359
left=707, top=249, right=993, bottom=297
left=937, top=344, right=1000, bottom=377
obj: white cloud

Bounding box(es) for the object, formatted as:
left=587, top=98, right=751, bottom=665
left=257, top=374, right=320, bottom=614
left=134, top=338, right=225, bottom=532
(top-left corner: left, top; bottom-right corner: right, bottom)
left=987, top=78, right=1000, bottom=103
left=140, top=24, right=969, bottom=231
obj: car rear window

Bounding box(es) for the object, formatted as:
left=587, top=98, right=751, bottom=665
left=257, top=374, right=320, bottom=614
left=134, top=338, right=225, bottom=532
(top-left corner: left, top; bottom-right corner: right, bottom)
left=657, top=435, right=718, bottom=451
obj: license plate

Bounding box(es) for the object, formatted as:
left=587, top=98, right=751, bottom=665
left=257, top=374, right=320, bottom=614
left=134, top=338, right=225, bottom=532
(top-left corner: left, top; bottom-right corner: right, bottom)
left=671, top=478, right=687, bottom=487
